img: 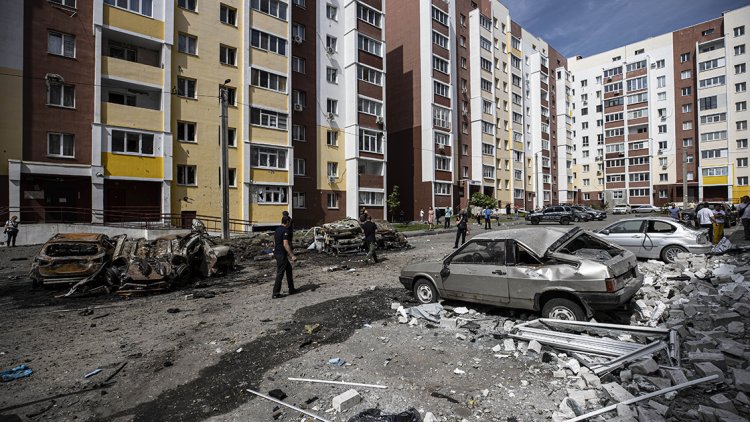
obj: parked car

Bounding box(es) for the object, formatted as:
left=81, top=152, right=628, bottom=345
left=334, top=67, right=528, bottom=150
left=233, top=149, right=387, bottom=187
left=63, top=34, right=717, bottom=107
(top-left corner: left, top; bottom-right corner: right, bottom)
left=526, top=206, right=576, bottom=225
left=680, top=202, right=738, bottom=227
left=612, top=204, right=631, bottom=214
left=30, top=233, right=120, bottom=288
left=598, top=217, right=711, bottom=263
left=570, top=206, right=602, bottom=221
left=581, top=206, right=607, bottom=221
left=631, top=205, right=662, bottom=213
left=399, top=226, right=642, bottom=321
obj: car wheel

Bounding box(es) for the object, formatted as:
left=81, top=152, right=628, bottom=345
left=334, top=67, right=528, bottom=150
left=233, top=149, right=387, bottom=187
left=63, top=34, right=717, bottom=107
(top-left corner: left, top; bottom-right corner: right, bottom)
left=559, top=217, right=570, bottom=225
left=573, top=215, right=580, bottom=222
left=542, top=298, right=586, bottom=321
left=661, top=245, right=688, bottom=264
left=413, top=278, right=439, bottom=304
left=530, top=217, right=540, bottom=225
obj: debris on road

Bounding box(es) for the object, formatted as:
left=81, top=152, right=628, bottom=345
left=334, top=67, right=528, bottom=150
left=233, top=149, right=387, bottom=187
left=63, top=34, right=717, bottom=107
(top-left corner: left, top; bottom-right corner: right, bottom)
left=84, top=368, right=102, bottom=379
left=1, top=364, right=33, bottom=382
left=347, top=407, right=421, bottom=422
left=245, top=388, right=331, bottom=422
left=287, top=377, right=388, bottom=389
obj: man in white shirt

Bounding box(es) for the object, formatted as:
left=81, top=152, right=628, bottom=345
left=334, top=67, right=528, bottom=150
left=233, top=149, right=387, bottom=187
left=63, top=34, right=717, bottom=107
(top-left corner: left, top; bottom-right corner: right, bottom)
left=697, top=203, right=714, bottom=243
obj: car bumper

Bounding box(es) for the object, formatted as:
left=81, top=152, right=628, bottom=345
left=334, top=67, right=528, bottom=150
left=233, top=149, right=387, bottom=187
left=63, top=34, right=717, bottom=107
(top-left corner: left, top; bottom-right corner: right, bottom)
left=399, top=276, right=414, bottom=290
left=686, top=244, right=712, bottom=255
left=578, top=273, right=643, bottom=311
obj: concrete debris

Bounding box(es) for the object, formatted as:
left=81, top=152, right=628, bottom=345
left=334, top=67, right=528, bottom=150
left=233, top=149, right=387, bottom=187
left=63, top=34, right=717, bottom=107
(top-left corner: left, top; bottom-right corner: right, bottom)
left=332, top=389, right=361, bottom=412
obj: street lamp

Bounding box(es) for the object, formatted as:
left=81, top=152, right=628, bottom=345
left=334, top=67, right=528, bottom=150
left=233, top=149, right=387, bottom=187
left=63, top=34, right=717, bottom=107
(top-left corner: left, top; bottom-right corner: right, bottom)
left=219, top=79, right=231, bottom=239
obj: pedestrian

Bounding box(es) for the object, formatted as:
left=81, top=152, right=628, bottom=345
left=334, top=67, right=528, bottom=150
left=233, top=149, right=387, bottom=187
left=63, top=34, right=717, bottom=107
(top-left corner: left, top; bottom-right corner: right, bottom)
left=359, top=207, right=368, bottom=223
left=444, top=207, right=452, bottom=229
left=399, top=210, right=405, bottom=224
left=4, top=216, right=19, bottom=247
left=505, top=203, right=511, bottom=218
left=483, top=206, right=492, bottom=229
left=282, top=210, right=293, bottom=244
left=697, top=203, right=714, bottom=244
left=712, top=204, right=726, bottom=245
left=668, top=204, right=680, bottom=220
left=514, top=204, right=519, bottom=220
left=739, top=196, right=750, bottom=240
left=427, top=206, right=435, bottom=230
left=475, top=209, right=482, bottom=225
left=454, top=210, right=470, bottom=248
left=271, top=216, right=298, bottom=299
left=361, top=215, right=379, bottom=264
left=419, top=208, right=424, bottom=224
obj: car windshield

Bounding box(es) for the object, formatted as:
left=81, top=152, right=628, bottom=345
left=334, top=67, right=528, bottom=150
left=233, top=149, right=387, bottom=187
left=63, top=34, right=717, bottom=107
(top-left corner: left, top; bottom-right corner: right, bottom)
left=45, top=243, right=100, bottom=257
left=553, top=232, right=624, bottom=261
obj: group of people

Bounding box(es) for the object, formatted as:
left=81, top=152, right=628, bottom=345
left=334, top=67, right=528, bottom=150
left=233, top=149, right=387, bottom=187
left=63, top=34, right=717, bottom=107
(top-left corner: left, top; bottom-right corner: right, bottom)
left=418, top=203, right=520, bottom=231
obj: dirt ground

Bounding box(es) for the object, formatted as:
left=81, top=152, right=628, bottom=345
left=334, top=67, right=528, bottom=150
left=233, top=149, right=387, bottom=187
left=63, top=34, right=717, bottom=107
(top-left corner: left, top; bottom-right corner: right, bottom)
left=0, top=224, right=745, bottom=421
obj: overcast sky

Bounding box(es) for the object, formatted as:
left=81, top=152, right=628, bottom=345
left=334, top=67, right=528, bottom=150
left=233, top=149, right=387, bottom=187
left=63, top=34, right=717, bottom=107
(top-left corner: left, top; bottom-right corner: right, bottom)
left=501, top=0, right=750, bottom=58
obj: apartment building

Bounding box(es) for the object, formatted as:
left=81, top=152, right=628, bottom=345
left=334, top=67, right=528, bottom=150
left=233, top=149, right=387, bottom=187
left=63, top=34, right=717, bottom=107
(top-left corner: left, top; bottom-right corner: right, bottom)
left=0, top=2, right=23, bottom=212
left=723, top=8, right=749, bottom=202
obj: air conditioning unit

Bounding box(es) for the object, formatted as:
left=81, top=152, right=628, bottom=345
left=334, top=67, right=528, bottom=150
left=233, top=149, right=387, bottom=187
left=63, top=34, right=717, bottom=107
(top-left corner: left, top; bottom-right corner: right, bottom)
left=328, top=176, right=338, bottom=183
left=461, top=111, right=468, bottom=116
left=325, top=46, right=335, bottom=55
left=293, top=103, right=304, bottom=111
left=582, top=101, right=588, bottom=106
left=293, top=35, right=303, bottom=44
left=596, top=171, right=602, bottom=175
left=326, top=112, right=335, bottom=120
left=462, top=88, right=468, bottom=95
left=657, top=149, right=664, bottom=155
left=662, top=165, right=667, bottom=170
left=376, top=116, right=384, bottom=125
left=660, top=116, right=666, bottom=121
left=595, top=156, right=602, bottom=161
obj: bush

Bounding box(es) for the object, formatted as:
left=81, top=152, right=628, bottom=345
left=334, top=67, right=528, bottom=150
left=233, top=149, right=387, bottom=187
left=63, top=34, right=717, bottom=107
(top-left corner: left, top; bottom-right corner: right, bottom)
left=469, top=192, right=497, bottom=209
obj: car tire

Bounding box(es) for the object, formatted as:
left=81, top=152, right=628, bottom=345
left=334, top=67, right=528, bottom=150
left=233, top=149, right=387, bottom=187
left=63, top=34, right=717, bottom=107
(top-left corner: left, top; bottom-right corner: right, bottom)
left=413, top=278, right=439, bottom=304
left=559, top=217, right=570, bottom=225
left=573, top=216, right=581, bottom=222
left=530, top=217, right=540, bottom=225
left=542, top=298, right=586, bottom=321
left=661, top=245, right=688, bottom=264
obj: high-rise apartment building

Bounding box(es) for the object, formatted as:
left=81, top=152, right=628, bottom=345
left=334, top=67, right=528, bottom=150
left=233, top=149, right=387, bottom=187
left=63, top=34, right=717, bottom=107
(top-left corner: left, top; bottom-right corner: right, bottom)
left=0, top=1, right=23, bottom=212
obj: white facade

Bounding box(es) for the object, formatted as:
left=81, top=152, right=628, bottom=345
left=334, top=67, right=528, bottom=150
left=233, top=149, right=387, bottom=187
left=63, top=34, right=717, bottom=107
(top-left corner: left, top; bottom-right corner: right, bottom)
left=725, top=6, right=750, bottom=201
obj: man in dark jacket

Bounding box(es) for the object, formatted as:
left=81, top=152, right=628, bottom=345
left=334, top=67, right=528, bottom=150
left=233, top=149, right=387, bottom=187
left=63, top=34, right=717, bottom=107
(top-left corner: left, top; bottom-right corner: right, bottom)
left=454, top=210, right=470, bottom=248
left=272, top=216, right=298, bottom=299
left=361, top=215, right=378, bottom=264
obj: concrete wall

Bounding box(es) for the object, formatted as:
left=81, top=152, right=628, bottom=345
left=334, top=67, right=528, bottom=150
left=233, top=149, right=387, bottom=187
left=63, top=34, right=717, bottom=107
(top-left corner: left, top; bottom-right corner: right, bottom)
left=9, top=224, right=191, bottom=246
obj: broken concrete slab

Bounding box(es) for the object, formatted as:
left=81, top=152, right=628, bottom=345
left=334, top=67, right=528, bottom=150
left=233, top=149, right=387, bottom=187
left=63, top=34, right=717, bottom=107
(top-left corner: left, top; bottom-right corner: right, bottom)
left=732, top=368, right=750, bottom=393
left=629, top=358, right=659, bottom=375
left=709, top=393, right=737, bottom=414
left=332, top=389, right=361, bottom=412
left=694, top=363, right=726, bottom=383
left=602, top=382, right=636, bottom=403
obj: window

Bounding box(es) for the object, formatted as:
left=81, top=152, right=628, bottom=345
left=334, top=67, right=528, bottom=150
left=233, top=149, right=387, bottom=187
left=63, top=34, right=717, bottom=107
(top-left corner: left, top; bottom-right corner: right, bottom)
left=176, top=165, right=197, bottom=186
left=251, top=146, right=287, bottom=169
left=482, top=121, right=494, bottom=135
left=605, top=112, right=623, bottom=122
left=326, top=67, right=338, bottom=84
left=699, top=96, right=717, bottom=110
left=48, top=31, right=75, bottom=58
left=434, top=182, right=451, bottom=196
left=433, top=56, right=449, bottom=74
left=327, top=193, right=339, bottom=209
left=357, top=3, right=381, bottom=27
left=47, top=82, right=75, bottom=108
left=654, top=59, right=665, bottom=69
left=739, top=121, right=748, bottom=131
left=435, top=155, right=451, bottom=171
left=224, top=86, right=236, bottom=106
left=480, top=37, right=492, bottom=52
left=254, top=186, right=287, bottom=204
left=292, top=124, right=305, bottom=142
left=104, top=0, right=153, bottom=16
left=50, top=0, right=76, bottom=6
left=626, top=60, right=646, bottom=72
left=432, top=6, right=448, bottom=25
left=359, top=129, right=383, bottom=153
left=433, top=106, right=450, bottom=129
left=326, top=98, right=338, bottom=115
left=220, top=4, right=237, bottom=25
left=482, top=165, right=494, bottom=179
left=701, top=149, right=728, bottom=159
left=655, top=92, right=666, bottom=101
left=47, top=133, right=74, bottom=158
left=738, top=139, right=748, bottom=149
left=681, top=87, right=692, bottom=96
left=738, top=82, right=748, bottom=93
left=482, top=143, right=494, bottom=156
left=434, top=81, right=450, bottom=98
left=657, top=76, right=666, bottom=87
left=292, top=23, right=305, bottom=40
left=481, top=78, right=492, bottom=92
left=217, top=168, right=237, bottom=188
left=358, top=97, right=382, bottom=116
left=629, top=189, right=650, bottom=197
left=699, top=75, right=725, bottom=89
left=326, top=4, right=337, bottom=20
left=735, top=26, right=746, bottom=37
left=112, top=130, right=154, bottom=155
left=326, top=35, right=337, bottom=52
left=701, top=113, right=726, bottom=124
left=178, top=33, right=197, bottom=55
left=739, top=177, right=749, bottom=186
left=327, top=162, right=338, bottom=177
left=251, top=30, right=288, bottom=55
left=603, top=67, right=622, bottom=78
left=292, top=56, right=305, bottom=73
left=109, top=42, right=136, bottom=61
left=699, top=57, right=725, bottom=72
left=178, top=0, right=196, bottom=11
left=294, top=158, right=305, bottom=176
left=219, top=45, right=237, bottom=65
left=682, top=121, right=693, bottom=130
left=227, top=128, right=236, bottom=147
left=660, top=174, right=668, bottom=182
left=359, top=191, right=384, bottom=206
left=177, top=121, right=196, bottom=142
left=701, top=167, right=728, bottom=177
left=250, top=107, right=288, bottom=130
left=292, top=192, right=306, bottom=209
left=433, top=31, right=448, bottom=49
left=657, top=124, right=667, bottom=133
left=736, top=45, right=746, bottom=55
left=736, top=63, right=747, bottom=74
left=604, top=82, right=622, bottom=93
left=683, top=138, right=693, bottom=147
left=250, top=69, right=287, bottom=92
left=327, top=130, right=337, bottom=146
left=738, top=101, right=748, bottom=111
left=481, top=57, right=492, bottom=72
left=700, top=131, right=727, bottom=142
left=482, top=100, right=493, bottom=114
left=358, top=34, right=382, bottom=56
left=680, top=52, right=690, bottom=63
left=680, top=70, right=691, bottom=80
left=358, top=65, right=383, bottom=86
left=250, top=0, right=288, bottom=20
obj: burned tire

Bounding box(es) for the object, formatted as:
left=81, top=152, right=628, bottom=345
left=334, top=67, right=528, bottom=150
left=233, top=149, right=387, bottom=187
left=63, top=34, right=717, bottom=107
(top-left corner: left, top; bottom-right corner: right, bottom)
left=413, top=278, right=438, bottom=304
left=542, top=298, right=586, bottom=321
left=559, top=217, right=571, bottom=225
left=530, top=217, right=540, bottom=225
left=661, top=245, right=687, bottom=264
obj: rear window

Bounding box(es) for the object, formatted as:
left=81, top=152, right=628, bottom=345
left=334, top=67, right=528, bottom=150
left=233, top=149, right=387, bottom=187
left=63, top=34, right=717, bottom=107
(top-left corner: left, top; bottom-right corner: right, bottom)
left=45, top=243, right=100, bottom=257
left=553, top=233, right=624, bottom=261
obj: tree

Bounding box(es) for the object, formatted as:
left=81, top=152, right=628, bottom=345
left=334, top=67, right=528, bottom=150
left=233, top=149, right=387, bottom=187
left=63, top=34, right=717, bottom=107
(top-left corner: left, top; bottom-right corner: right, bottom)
left=387, top=185, right=401, bottom=222
left=469, top=192, right=497, bottom=209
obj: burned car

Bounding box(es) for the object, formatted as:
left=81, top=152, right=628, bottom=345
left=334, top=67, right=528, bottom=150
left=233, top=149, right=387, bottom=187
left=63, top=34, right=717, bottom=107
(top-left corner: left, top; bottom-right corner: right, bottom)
left=30, top=233, right=121, bottom=289
left=31, top=220, right=234, bottom=296
left=399, top=226, right=642, bottom=320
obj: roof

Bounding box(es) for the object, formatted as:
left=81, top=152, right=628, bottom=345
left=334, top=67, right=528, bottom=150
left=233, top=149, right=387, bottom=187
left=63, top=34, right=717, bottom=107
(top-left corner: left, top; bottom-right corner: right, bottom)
left=48, top=233, right=107, bottom=243
left=472, top=226, right=575, bottom=257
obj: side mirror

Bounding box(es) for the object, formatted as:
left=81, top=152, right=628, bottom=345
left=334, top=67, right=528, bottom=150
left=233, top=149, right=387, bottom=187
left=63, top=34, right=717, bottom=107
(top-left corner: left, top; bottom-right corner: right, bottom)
left=600, top=229, right=610, bottom=235
left=440, top=265, right=450, bottom=278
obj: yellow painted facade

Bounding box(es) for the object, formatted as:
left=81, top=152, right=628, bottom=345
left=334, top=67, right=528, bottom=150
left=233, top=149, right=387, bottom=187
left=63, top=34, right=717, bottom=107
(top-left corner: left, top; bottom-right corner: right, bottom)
left=317, top=127, right=346, bottom=189
left=250, top=168, right=288, bottom=184
left=733, top=186, right=750, bottom=203
left=101, top=56, right=163, bottom=86
left=0, top=67, right=22, bottom=176
left=248, top=126, right=287, bottom=145
left=703, top=175, right=728, bottom=185
left=103, top=153, right=163, bottom=178
left=103, top=5, right=164, bottom=40
left=102, top=102, right=163, bottom=132
left=250, top=203, right=287, bottom=224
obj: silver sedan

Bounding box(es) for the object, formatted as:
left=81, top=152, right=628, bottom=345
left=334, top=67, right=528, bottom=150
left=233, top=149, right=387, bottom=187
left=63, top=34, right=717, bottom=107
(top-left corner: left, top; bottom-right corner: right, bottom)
left=631, top=205, right=661, bottom=213
left=597, top=217, right=711, bottom=263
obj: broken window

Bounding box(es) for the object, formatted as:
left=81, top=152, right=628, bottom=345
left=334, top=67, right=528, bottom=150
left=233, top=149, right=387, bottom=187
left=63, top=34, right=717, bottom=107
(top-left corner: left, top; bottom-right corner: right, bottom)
left=45, top=243, right=100, bottom=257
left=450, top=241, right=505, bottom=265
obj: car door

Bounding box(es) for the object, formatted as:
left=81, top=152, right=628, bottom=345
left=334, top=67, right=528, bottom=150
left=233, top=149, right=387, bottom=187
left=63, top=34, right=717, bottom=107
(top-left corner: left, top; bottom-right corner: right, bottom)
left=543, top=207, right=559, bottom=222
left=641, top=219, right=677, bottom=259
left=441, top=240, right=510, bottom=304
left=599, top=220, right=646, bottom=256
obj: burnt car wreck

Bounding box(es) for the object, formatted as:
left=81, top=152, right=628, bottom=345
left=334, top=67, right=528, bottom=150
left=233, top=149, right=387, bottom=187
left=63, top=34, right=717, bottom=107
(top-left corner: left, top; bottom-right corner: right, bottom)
left=30, top=220, right=234, bottom=297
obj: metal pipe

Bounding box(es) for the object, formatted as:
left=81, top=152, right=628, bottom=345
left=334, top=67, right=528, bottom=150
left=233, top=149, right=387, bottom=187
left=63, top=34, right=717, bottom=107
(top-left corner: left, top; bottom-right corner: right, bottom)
left=287, top=377, right=388, bottom=389
left=591, top=340, right=668, bottom=375
left=245, top=388, right=331, bottom=422
left=536, top=318, right=670, bottom=334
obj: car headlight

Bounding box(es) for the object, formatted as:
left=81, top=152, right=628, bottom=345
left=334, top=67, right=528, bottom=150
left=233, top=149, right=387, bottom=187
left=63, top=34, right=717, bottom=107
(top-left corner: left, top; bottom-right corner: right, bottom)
left=696, top=233, right=707, bottom=244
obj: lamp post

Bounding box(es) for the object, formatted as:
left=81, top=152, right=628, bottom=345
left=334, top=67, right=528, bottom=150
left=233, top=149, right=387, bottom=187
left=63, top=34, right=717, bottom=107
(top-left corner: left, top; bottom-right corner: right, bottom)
left=219, top=79, right=231, bottom=240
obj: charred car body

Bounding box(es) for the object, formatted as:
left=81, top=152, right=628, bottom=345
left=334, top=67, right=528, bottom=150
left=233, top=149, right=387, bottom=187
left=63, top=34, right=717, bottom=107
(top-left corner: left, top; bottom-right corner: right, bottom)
left=399, top=226, right=642, bottom=321
left=30, top=220, right=234, bottom=296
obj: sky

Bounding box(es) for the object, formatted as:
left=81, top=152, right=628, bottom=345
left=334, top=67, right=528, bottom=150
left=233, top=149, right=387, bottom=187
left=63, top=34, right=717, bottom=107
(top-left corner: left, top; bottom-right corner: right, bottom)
left=501, top=0, right=750, bottom=58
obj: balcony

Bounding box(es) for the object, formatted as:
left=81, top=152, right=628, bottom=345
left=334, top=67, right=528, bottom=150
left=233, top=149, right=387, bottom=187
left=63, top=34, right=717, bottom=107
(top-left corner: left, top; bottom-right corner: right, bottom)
left=103, top=4, right=164, bottom=40
left=102, top=102, right=163, bottom=133
left=102, top=56, right=162, bottom=87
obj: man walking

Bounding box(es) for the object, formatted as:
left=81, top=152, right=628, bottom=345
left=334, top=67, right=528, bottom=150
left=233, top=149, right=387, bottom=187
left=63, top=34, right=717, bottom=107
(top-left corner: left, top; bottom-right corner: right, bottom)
left=668, top=204, right=680, bottom=220
left=483, top=206, right=492, bottom=229
left=697, top=203, right=714, bottom=243
left=444, top=207, right=452, bottom=229
left=505, top=203, right=511, bottom=218
left=362, top=215, right=379, bottom=264
left=272, top=216, right=298, bottom=299
left=454, top=210, right=470, bottom=248
left=738, top=196, right=750, bottom=240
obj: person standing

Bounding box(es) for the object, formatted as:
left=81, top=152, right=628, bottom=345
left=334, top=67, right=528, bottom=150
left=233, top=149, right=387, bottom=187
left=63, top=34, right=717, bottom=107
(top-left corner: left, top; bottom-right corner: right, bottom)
left=505, top=203, right=511, bottom=218
left=272, top=216, right=298, bottom=299
left=361, top=215, right=379, bottom=264
left=483, top=206, right=492, bottom=229
left=419, top=208, right=425, bottom=224
left=427, top=206, right=435, bottom=230
left=738, top=196, right=750, bottom=240
left=444, top=207, right=453, bottom=229
left=514, top=204, right=519, bottom=220
left=712, top=204, right=726, bottom=245
left=4, top=216, right=19, bottom=247
left=668, top=204, right=680, bottom=220
left=454, top=210, right=470, bottom=248
left=282, top=210, right=293, bottom=244
left=697, top=203, right=714, bottom=244
left=359, top=207, right=369, bottom=223
left=399, top=210, right=405, bottom=224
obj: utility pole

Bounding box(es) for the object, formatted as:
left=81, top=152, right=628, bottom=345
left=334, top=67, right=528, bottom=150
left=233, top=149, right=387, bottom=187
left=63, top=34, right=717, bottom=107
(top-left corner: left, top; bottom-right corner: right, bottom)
left=682, top=149, right=688, bottom=206
left=219, top=81, right=231, bottom=240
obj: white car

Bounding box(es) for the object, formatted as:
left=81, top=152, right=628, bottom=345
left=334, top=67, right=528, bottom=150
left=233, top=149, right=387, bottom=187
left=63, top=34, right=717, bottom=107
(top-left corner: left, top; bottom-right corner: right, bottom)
left=632, top=205, right=661, bottom=213
left=612, top=205, right=631, bottom=214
